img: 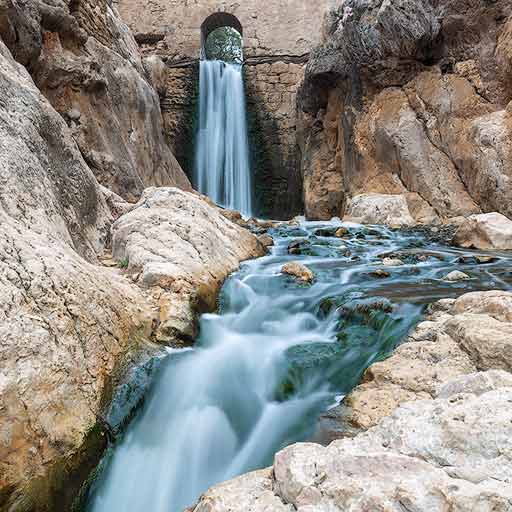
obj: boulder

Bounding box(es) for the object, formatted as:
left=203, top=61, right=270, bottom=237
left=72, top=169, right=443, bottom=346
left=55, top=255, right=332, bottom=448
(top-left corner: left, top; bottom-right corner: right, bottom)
left=443, top=270, right=470, bottom=281
left=112, top=187, right=266, bottom=342
left=454, top=213, right=512, bottom=250
left=344, top=194, right=415, bottom=227
left=193, top=374, right=512, bottom=511
left=281, top=262, right=314, bottom=283
left=382, top=258, right=404, bottom=266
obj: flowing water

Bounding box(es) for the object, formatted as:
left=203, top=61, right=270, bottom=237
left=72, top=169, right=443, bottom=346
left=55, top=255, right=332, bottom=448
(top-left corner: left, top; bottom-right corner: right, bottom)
left=194, top=60, right=252, bottom=217
left=87, top=220, right=512, bottom=512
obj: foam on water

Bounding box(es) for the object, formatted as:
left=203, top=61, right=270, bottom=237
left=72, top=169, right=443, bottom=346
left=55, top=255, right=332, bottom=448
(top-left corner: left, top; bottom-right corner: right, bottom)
left=87, top=220, right=512, bottom=512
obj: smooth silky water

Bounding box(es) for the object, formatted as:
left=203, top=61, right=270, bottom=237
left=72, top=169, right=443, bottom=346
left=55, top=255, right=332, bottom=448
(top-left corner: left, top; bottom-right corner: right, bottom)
left=194, top=60, right=252, bottom=217
left=86, top=220, right=512, bottom=512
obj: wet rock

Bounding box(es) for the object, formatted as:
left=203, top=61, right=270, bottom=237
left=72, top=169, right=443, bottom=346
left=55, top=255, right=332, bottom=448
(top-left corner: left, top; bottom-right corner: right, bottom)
left=344, top=194, right=416, bottom=227
left=382, top=258, right=404, bottom=266
left=335, top=227, right=349, bottom=238
left=281, top=262, right=314, bottom=283
left=314, top=227, right=338, bottom=237
left=258, top=234, right=274, bottom=248
left=368, top=269, right=391, bottom=279
left=454, top=213, right=512, bottom=250
left=443, top=270, right=470, bottom=281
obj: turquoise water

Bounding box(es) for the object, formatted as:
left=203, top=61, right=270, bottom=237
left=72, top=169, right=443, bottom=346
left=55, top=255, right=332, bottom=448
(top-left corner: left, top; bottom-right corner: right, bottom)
left=86, top=220, right=512, bottom=512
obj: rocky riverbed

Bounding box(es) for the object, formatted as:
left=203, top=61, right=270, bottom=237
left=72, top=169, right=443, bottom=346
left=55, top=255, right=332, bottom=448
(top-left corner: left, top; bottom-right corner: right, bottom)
left=79, top=218, right=512, bottom=511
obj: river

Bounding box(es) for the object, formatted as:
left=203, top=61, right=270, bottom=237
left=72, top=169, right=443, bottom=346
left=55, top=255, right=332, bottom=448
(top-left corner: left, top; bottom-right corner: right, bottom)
left=85, top=219, right=512, bottom=511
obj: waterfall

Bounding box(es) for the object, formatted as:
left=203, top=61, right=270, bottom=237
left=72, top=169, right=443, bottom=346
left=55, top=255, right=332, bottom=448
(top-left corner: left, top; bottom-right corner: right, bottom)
left=194, top=60, right=253, bottom=217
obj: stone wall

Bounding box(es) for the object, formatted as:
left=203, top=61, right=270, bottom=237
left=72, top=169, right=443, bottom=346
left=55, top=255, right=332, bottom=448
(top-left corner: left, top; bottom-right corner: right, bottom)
left=116, top=0, right=332, bottom=219
left=245, top=60, right=305, bottom=217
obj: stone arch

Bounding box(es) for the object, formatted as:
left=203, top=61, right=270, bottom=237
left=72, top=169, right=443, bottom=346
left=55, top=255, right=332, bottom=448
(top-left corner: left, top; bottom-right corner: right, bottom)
left=200, top=12, right=243, bottom=58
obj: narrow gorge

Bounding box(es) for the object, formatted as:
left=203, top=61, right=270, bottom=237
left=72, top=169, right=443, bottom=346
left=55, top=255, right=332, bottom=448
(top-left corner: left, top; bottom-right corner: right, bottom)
left=0, top=1, right=512, bottom=512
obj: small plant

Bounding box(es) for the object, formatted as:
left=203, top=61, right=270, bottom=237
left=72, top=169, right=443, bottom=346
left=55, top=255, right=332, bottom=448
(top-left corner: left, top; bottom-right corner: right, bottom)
left=117, top=257, right=129, bottom=269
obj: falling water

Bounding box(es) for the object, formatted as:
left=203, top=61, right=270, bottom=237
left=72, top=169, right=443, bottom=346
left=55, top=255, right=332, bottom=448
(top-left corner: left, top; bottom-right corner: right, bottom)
left=194, top=60, right=252, bottom=217
left=86, top=221, right=512, bottom=512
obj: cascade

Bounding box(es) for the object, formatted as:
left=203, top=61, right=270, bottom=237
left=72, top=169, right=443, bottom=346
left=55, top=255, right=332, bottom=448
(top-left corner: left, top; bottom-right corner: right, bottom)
left=84, top=219, right=512, bottom=512
left=194, top=60, right=252, bottom=217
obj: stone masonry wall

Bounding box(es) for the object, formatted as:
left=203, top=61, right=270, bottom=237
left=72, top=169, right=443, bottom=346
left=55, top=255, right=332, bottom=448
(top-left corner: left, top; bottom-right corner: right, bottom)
left=116, top=0, right=332, bottom=218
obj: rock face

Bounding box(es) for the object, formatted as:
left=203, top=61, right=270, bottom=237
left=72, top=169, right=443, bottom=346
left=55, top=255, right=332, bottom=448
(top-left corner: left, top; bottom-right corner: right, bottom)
left=454, top=213, right=512, bottom=250
left=0, top=33, right=263, bottom=511
left=298, top=0, right=512, bottom=222
left=343, top=290, right=512, bottom=432
left=193, top=291, right=512, bottom=511
left=0, top=0, right=191, bottom=201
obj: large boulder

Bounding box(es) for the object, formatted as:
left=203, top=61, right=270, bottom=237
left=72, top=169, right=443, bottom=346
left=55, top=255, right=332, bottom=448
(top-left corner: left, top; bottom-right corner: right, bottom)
left=343, top=193, right=415, bottom=227
left=453, top=213, right=512, bottom=250
left=0, top=0, right=191, bottom=201
left=112, top=187, right=266, bottom=342
left=193, top=372, right=512, bottom=511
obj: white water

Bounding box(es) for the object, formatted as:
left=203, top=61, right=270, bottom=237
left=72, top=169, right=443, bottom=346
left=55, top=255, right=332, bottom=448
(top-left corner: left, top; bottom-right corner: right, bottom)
left=87, top=220, right=512, bottom=512
left=88, top=235, right=336, bottom=512
left=194, top=60, right=252, bottom=217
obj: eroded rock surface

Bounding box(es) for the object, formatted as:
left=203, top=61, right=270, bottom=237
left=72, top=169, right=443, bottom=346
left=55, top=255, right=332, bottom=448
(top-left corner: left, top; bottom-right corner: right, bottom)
left=0, top=36, right=263, bottom=511
left=344, top=194, right=415, bottom=227
left=454, top=213, right=512, bottom=250
left=299, top=0, right=512, bottom=222
left=112, top=187, right=266, bottom=343
left=0, top=0, right=191, bottom=201
left=194, top=372, right=512, bottom=511
left=343, top=290, right=512, bottom=432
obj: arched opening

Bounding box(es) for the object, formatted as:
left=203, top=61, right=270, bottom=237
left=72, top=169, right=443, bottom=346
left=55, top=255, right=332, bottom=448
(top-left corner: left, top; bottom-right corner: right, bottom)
left=201, top=13, right=243, bottom=63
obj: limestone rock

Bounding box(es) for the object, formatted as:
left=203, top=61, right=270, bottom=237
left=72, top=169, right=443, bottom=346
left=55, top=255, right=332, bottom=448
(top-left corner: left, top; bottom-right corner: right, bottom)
left=382, top=258, right=404, bottom=266
left=299, top=0, right=512, bottom=221
left=344, top=194, right=415, bottom=227
left=281, top=262, right=314, bottom=283
left=343, top=290, right=512, bottom=431
left=194, top=380, right=512, bottom=511
left=454, top=213, right=512, bottom=250
left=112, top=187, right=266, bottom=342
left=0, top=40, right=158, bottom=510
left=0, top=0, right=191, bottom=201
left=443, top=270, right=470, bottom=281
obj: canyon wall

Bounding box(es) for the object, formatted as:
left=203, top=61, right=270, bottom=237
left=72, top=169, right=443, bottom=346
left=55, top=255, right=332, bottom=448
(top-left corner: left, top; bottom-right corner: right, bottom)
left=298, top=0, right=512, bottom=222
left=0, top=0, right=191, bottom=202
left=116, top=0, right=332, bottom=218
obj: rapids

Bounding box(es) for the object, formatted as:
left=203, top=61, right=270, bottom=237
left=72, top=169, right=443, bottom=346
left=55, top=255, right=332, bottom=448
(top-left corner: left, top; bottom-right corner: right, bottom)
left=194, top=60, right=252, bottom=217
left=86, top=220, right=512, bottom=512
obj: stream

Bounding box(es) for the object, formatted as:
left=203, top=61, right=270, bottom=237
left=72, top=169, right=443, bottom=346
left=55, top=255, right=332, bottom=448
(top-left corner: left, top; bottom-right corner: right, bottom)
left=86, top=219, right=512, bottom=512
